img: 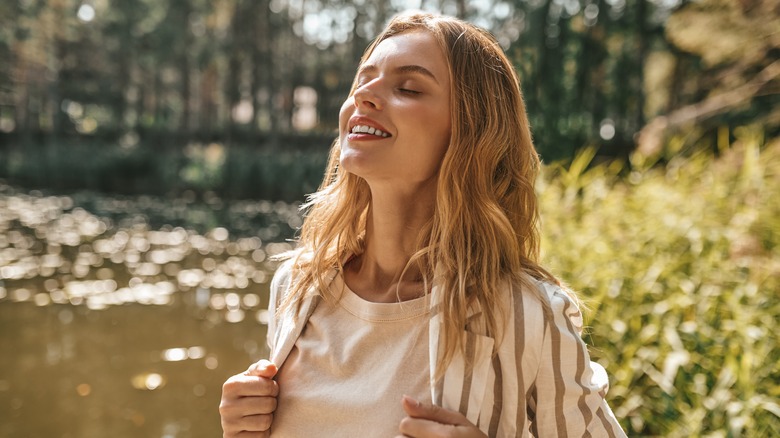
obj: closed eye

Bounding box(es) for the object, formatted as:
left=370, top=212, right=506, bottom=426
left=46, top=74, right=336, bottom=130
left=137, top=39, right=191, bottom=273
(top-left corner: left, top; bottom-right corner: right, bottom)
left=399, top=88, right=421, bottom=95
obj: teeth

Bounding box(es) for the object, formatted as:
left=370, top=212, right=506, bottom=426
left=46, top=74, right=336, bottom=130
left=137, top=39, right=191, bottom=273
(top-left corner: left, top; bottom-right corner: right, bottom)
left=351, top=125, right=389, bottom=137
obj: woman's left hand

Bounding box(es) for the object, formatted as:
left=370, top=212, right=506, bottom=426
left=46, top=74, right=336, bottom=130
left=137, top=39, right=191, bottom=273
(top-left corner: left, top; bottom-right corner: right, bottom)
left=396, top=395, right=487, bottom=438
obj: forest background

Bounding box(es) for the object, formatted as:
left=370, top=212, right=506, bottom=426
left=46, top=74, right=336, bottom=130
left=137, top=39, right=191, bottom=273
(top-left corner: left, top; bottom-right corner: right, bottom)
left=0, top=0, right=778, bottom=437
left=0, top=0, right=777, bottom=199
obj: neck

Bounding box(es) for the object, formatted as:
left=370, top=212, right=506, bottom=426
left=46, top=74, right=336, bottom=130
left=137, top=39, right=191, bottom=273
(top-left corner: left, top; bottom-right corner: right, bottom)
left=344, top=183, right=436, bottom=302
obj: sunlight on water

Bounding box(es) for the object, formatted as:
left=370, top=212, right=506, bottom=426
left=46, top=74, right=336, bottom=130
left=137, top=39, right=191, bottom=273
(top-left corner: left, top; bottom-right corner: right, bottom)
left=0, top=185, right=297, bottom=315
left=0, top=184, right=302, bottom=437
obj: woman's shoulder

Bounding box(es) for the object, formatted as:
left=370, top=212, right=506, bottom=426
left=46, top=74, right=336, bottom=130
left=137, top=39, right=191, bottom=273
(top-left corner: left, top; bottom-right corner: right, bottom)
left=269, top=254, right=341, bottom=301
left=507, top=274, right=584, bottom=335
left=270, top=258, right=295, bottom=290
left=505, top=273, right=570, bottom=306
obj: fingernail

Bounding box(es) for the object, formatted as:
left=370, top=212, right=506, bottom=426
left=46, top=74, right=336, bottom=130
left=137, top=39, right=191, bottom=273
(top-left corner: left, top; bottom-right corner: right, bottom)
left=403, top=395, right=420, bottom=407
left=245, top=359, right=274, bottom=375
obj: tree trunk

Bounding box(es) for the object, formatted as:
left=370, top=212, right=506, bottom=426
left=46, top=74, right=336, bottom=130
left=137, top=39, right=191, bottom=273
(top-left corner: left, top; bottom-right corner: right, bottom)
left=178, top=0, right=193, bottom=136
left=634, top=0, right=649, bottom=129
left=636, top=59, right=780, bottom=156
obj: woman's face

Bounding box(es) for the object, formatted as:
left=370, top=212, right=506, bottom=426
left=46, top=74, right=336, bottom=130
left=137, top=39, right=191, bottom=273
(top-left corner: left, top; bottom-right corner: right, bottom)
left=338, top=30, right=452, bottom=192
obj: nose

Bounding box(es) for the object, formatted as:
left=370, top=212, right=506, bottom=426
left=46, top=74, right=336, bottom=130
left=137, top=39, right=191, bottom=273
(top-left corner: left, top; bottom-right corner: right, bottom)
left=353, top=81, right=384, bottom=111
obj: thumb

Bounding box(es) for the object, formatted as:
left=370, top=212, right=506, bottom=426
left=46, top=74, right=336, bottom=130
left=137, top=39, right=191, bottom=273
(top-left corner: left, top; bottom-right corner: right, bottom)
left=244, top=359, right=278, bottom=378
left=401, top=395, right=469, bottom=426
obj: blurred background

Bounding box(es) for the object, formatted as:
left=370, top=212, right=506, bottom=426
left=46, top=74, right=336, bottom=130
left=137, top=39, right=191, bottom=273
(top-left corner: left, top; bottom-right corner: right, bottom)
left=0, top=0, right=778, bottom=436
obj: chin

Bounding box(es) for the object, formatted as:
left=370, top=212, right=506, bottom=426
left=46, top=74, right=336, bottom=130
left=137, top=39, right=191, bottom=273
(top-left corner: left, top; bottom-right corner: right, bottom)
left=339, top=149, right=365, bottom=175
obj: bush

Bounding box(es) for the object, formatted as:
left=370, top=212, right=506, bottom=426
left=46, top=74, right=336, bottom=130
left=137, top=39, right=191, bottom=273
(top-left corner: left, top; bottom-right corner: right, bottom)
left=0, top=141, right=330, bottom=202
left=539, top=129, right=780, bottom=436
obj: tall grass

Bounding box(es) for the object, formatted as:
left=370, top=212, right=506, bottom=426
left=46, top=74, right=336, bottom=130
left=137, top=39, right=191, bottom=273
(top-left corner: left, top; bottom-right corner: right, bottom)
left=539, top=127, right=779, bottom=436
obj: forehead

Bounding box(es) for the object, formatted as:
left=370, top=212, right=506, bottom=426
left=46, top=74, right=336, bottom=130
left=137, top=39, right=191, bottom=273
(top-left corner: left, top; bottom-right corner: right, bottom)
left=362, top=31, right=449, bottom=81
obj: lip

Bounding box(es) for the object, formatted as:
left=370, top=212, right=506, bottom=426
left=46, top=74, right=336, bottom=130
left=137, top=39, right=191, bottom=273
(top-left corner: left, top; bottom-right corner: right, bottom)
left=347, top=116, right=392, bottom=138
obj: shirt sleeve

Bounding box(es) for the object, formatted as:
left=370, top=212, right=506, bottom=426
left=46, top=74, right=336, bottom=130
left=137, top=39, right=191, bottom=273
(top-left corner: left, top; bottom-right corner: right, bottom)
left=267, top=260, right=293, bottom=352
left=530, top=284, right=626, bottom=437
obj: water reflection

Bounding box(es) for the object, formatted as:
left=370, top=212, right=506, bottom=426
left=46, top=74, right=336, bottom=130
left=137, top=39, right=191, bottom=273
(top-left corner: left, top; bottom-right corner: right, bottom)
left=0, top=184, right=296, bottom=313
left=0, top=184, right=300, bottom=437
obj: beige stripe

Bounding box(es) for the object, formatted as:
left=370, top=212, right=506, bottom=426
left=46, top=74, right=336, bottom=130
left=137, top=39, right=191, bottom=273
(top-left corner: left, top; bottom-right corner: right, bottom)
left=428, top=302, right=442, bottom=318
left=514, top=290, right=527, bottom=433
left=458, top=333, right=476, bottom=415
left=429, top=310, right=443, bottom=407
left=557, top=293, right=595, bottom=434
left=549, top=312, right=567, bottom=437
left=465, top=311, right=483, bottom=325
left=434, top=375, right=443, bottom=406
left=488, top=355, right=503, bottom=436
left=440, top=341, right=464, bottom=410
left=595, top=406, right=618, bottom=438
left=466, top=336, right=494, bottom=425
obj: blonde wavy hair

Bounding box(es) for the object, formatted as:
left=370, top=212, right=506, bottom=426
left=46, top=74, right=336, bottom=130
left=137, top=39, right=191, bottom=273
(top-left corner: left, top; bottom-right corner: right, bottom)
left=278, top=12, right=561, bottom=371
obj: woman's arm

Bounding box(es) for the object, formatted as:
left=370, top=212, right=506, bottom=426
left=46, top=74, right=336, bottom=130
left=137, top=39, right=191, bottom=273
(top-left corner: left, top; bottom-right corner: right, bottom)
left=219, top=360, right=279, bottom=438
left=531, top=286, right=626, bottom=437
left=219, top=262, right=292, bottom=437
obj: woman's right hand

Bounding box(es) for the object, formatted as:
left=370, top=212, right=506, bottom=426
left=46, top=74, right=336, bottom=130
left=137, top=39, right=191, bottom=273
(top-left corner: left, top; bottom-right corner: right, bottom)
left=219, top=359, right=279, bottom=437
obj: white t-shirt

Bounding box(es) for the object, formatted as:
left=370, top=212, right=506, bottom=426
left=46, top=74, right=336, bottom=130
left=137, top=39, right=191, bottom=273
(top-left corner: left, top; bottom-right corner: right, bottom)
left=272, top=275, right=432, bottom=437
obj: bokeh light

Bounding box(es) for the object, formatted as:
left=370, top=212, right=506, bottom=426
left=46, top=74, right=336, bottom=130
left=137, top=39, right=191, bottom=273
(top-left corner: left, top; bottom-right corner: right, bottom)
left=76, top=4, right=95, bottom=23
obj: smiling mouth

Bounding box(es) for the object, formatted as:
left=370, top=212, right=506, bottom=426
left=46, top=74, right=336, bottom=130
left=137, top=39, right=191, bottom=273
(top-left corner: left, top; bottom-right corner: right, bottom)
left=350, top=125, right=390, bottom=137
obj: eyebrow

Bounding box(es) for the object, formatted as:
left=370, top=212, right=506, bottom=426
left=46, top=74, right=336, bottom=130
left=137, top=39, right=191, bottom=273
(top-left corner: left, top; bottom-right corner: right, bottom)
left=358, top=64, right=440, bottom=84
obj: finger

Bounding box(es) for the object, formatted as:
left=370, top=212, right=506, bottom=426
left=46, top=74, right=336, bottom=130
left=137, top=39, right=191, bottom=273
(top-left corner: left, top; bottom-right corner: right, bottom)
left=244, top=359, right=278, bottom=378
left=232, top=430, right=270, bottom=438
left=221, top=394, right=278, bottom=416
left=223, top=374, right=279, bottom=398
left=225, top=426, right=272, bottom=437
left=401, top=396, right=469, bottom=426
left=220, top=397, right=276, bottom=435
left=399, top=416, right=459, bottom=438
left=222, top=411, right=274, bottom=436
left=237, top=413, right=274, bottom=433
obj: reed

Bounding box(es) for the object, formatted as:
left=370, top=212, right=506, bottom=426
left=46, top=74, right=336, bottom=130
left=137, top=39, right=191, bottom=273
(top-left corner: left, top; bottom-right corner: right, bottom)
left=540, top=126, right=779, bottom=436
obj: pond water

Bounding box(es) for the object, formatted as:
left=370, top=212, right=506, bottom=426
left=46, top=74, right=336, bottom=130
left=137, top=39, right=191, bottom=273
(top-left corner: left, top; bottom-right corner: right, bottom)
left=0, top=185, right=302, bottom=437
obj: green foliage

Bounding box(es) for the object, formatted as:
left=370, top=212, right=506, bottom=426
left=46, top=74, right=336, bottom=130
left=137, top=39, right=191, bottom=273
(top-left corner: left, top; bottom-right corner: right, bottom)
left=539, top=129, right=780, bottom=436
left=1, top=0, right=696, bottom=161
left=0, top=142, right=328, bottom=202
left=5, top=0, right=775, bottom=163
left=219, top=147, right=328, bottom=201
left=0, top=143, right=166, bottom=194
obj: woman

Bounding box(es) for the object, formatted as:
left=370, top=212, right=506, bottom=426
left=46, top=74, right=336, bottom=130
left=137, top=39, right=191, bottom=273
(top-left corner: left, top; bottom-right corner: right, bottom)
left=220, top=12, right=626, bottom=438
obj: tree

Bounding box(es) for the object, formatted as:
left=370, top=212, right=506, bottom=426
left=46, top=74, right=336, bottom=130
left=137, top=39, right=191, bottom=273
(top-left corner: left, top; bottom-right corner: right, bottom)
left=636, top=0, right=780, bottom=157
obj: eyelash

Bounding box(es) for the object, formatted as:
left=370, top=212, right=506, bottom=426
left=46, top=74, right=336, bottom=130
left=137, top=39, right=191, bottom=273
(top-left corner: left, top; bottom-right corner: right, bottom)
left=354, top=79, right=421, bottom=95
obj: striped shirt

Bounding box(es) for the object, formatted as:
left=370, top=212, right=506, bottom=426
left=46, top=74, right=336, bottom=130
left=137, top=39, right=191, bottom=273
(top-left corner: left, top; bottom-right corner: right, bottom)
left=268, top=262, right=627, bottom=437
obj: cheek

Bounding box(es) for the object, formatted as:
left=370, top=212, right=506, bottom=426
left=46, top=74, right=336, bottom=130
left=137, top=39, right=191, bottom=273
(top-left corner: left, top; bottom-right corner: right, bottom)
left=428, top=106, right=452, bottom=152
left=338, top=98, right=354, bottom=133
left=429, top=111, right=451, bottom=167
